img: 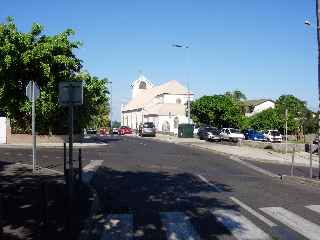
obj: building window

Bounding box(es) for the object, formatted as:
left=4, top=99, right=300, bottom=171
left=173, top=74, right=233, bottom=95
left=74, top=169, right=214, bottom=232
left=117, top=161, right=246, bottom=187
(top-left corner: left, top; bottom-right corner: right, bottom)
left=174, top=117, right=179, bottom=129
left=162, top=121, right=170, bottom=133
left=139, top=81, right=147, bottom=89
left=176, top=98, right=182, bottom=104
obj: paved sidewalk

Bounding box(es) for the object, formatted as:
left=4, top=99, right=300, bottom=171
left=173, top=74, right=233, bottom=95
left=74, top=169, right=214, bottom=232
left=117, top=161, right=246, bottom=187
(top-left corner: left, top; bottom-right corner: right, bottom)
left=150, top=134, right=319, bottom=168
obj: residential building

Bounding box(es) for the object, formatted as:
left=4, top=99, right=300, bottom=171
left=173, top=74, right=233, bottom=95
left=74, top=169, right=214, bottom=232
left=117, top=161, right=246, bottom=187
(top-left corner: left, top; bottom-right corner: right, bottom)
left=244, top=99, right=275, bottom=117
left=121, top=74, right=193, bottom=134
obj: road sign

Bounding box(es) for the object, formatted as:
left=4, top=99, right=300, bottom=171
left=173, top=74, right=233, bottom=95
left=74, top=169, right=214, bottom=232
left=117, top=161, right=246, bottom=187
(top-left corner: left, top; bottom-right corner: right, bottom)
left=59, top=81, right=83, bottom=106
left=26, top=81, right=40, bottom=101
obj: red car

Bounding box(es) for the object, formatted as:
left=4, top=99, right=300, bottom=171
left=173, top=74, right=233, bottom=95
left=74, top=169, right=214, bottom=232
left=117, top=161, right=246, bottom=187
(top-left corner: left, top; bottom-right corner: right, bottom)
left=118, top=126, right=133, bottom=135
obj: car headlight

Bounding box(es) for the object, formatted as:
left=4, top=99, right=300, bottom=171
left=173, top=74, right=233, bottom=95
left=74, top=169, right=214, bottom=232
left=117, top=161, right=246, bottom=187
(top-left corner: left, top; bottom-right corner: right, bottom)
left=208, top=132, right=213, bottom=136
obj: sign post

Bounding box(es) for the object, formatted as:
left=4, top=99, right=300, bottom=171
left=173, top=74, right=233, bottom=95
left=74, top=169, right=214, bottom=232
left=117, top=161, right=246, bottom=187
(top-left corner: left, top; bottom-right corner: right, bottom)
left=26, top=81, right=40, bottom=172
left=59, top=81, right=83, bottom=191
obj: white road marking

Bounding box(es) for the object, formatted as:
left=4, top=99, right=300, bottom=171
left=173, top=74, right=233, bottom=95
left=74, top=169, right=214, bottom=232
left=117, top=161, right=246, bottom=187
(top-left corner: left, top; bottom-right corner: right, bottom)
left=160, top=212, right=201, bottom=240
left=305, top=205, right=320, bottom=214
left=197, top=174, right=222, bottom=192
left=100, top=214, right=133, bottom=240
left=229, top=197, right=277, bottom=227
left=260, top=207, right=320, bottom=240
left=4, top=152, right=10, bottom=155
left=82, top=160, right=103, bottom=184
left=229, top=156, right=278, bottom=178
left=16, top=153, right=23, bottom=156
left=212, top=209, right=272, bottom=240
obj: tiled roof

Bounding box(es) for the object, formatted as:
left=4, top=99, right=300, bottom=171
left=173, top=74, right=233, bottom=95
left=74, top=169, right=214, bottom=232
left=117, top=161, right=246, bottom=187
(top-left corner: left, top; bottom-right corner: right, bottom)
left=123, top=80, right=190, bottom=111
left=243, top=99, right=274, bottom=107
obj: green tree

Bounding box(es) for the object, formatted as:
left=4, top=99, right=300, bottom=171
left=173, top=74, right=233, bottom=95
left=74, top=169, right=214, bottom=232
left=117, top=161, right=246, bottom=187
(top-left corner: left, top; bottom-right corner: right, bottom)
left=0, top=17, right=82, bottom=133
left=247, top=108, right=283, bottom=132
left=0, top=17, right=110, bottom=134
left=225, top=90, right=247, bottom=101
left=191, top=95, right=243, bottom=128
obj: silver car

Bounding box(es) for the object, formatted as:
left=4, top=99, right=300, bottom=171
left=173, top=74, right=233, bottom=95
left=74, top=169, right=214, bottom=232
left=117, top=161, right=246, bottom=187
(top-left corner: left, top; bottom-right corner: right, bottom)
left=139, top=122, right=156, bottom=137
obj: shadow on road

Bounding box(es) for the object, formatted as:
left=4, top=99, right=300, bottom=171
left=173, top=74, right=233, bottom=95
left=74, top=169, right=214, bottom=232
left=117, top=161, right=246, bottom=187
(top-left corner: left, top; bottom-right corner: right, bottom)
left=92, top=167, right=239, bottom=240
left=0, top=161, right=92, bottom=240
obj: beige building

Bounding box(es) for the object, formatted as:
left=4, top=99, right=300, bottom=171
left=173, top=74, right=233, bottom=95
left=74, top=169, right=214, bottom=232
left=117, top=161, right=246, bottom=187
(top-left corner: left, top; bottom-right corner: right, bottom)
left=121, top=75, right=193, bottom=134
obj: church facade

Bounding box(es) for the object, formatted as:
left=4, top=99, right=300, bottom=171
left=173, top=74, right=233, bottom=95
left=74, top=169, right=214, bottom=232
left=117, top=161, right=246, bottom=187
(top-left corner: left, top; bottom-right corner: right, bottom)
left=121, top=75, right=193, bottom=134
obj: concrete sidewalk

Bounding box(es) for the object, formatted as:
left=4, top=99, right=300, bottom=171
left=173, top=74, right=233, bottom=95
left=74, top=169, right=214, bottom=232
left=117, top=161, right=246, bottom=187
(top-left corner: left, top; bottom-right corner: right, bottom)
left=149, top=134, right=319, bottom=168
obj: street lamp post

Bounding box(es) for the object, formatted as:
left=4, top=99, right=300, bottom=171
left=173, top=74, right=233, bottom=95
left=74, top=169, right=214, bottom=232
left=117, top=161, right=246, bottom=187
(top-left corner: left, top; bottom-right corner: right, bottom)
left=305, top=0, right=320, bottom=178
left=107, top=80, right=112, bottom=130
left=172, top=44, right=191, bottom=124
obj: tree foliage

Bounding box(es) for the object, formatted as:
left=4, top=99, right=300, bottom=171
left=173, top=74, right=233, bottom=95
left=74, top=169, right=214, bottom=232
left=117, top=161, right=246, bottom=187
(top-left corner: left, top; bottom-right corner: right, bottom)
left=191, top=95, right=243, bottom=128
left=0, top=17, right=109, bottom=134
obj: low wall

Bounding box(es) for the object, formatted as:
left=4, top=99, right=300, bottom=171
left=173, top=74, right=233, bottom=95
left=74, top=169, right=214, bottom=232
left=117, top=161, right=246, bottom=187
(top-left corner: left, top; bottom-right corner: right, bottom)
left=241, top=140, right=315, bottom=153
left=7, top=134, right=81, bottom=144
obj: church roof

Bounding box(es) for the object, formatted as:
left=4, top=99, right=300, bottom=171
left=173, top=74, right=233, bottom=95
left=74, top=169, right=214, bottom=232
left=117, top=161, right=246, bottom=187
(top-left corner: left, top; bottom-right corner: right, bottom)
left=123, top=80, right=191, bottom=111
left=144, top=103, right=186, bottom=116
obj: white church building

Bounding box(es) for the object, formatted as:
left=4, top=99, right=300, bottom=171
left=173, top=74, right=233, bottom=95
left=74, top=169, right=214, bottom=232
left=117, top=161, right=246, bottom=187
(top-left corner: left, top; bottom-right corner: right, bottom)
left=121, top=75, right=193, bottom=134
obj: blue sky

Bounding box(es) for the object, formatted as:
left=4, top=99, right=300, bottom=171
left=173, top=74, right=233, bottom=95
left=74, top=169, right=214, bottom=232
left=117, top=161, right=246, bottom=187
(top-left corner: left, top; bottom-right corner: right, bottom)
left=1, top=0, right=317, bottom=120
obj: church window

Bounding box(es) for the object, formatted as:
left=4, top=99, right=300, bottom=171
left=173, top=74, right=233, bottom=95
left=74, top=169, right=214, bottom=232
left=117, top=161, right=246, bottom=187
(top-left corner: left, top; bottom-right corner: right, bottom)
left=139, top=81, right=147, bottom=89
left=176, top=98, right=182, bottom=104
left=174, top=117, right=179, bottom=129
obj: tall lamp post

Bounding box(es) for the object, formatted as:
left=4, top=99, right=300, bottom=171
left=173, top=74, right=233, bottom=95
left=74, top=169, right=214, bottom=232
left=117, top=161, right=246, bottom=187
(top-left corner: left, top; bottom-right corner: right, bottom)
left=305, top=0, right=320, bottom=178
left=172, top=44, right=191, bottom=123
left=106, top=80, right=112, bottom=130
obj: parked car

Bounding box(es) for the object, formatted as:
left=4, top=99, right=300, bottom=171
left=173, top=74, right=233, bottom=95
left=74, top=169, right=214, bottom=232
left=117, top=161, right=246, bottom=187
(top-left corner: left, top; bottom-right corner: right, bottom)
left=112, top=128, right=119, bottom=134
left=197, top=125, right=213, bottom=140
left=313, top=136, right=319, bottom=144
left=118, top=126, right=133, bottom=135
left=86, top=128, right=97, bottom=134
left=202, top=127, right=221, bottom=142
left=243, top=129, right=266, bottom=141
left=263, top=130, right=282, bottom=142
left=220, top=128, right=245, bottom=142
left=139, top=122, right=156, bottom=137
left=99, top=127, right=108, bottom=135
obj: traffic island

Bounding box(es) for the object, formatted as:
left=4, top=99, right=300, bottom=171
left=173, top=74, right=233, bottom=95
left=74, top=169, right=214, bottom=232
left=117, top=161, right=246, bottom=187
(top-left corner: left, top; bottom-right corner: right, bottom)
left=0, top=162, right=93, bottom=240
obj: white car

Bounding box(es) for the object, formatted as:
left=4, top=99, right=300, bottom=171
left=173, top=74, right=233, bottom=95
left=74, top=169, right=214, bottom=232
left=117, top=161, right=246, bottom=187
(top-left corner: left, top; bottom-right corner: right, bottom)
left=220, top=128, right=245, bottom=142
left=263, top=130, right=282, bottom=142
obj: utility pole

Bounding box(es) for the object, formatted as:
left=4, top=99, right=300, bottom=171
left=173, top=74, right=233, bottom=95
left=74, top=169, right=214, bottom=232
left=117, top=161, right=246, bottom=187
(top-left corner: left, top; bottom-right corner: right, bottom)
left=285, top=109, right=288, bottom=160
left=317, top=0, right=320, bottom=179
left=172, top=44, right=191, bottom=123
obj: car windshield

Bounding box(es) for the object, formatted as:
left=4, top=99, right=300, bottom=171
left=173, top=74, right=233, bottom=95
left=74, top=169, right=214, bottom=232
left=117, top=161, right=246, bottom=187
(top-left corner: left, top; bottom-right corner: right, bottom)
left=270, top=131, right=280, bottom=136
left=207, top=128, right=218, bottom=134
left=143, top=123, right=154, bottom=128
left=230, top=129, right=241, bottom=133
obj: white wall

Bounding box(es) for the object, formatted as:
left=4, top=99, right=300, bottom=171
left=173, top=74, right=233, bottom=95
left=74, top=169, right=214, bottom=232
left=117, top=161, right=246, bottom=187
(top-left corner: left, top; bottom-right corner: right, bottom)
left=157, top=114, right=189, bottom=134
left=0, top=117, right=6, bottom=144
left=163, top=94, right=193, bottom=104
left=245, top=101, right=275, bottom=117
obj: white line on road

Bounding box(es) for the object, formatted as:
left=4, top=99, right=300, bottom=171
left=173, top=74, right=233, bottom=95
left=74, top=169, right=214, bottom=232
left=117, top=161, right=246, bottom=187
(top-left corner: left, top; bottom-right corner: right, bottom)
left=229, top=197, right=277, bottom=227
left=229, top=156, right=279, bottom=178
left=100, top=214, right=133, bottom=240
left=260, top=207, right=320, bottom=240
left=16, top=153, right=23, bottom=156
left=4, top=152, right=10, bottom=155
left=212, top=209, right=272, bottom=240
left=160, top=212, right=201, bottom=240
left=83, top=160, right=103, bottom=184
left=306, top=205, right=320, bottom=214
left=197, top=174, right=222, bottom=192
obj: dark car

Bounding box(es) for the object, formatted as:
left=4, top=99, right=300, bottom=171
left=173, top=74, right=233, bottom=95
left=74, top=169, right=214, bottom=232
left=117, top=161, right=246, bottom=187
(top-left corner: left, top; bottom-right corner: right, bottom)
left=243, top=129, right=266, bottom=141
left=139, top=122, right=156, bottom=137
left=202, top=127, right=221, bottom=142
left=198, top=126, right=218, bottom=140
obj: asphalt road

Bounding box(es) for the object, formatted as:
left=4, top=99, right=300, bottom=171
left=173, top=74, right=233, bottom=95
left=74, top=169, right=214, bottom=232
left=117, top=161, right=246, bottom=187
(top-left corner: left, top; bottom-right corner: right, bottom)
left=2, top=136, right=320, bottom=239
left=90, top=135, right=320, bottom=240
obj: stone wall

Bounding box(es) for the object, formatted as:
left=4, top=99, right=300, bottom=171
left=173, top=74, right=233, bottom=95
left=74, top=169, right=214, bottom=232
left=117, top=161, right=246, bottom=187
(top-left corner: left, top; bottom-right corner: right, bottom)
left=241, top=140, right=315, bottom=153
left=7, top=134, right=81, bottom=144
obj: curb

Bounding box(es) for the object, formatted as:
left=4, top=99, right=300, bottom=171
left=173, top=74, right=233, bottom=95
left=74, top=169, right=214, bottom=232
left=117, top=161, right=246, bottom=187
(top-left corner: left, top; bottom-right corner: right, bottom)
left=0, top=143, right=109, bottom=149
left=280, top=175, right=320, bottom=188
